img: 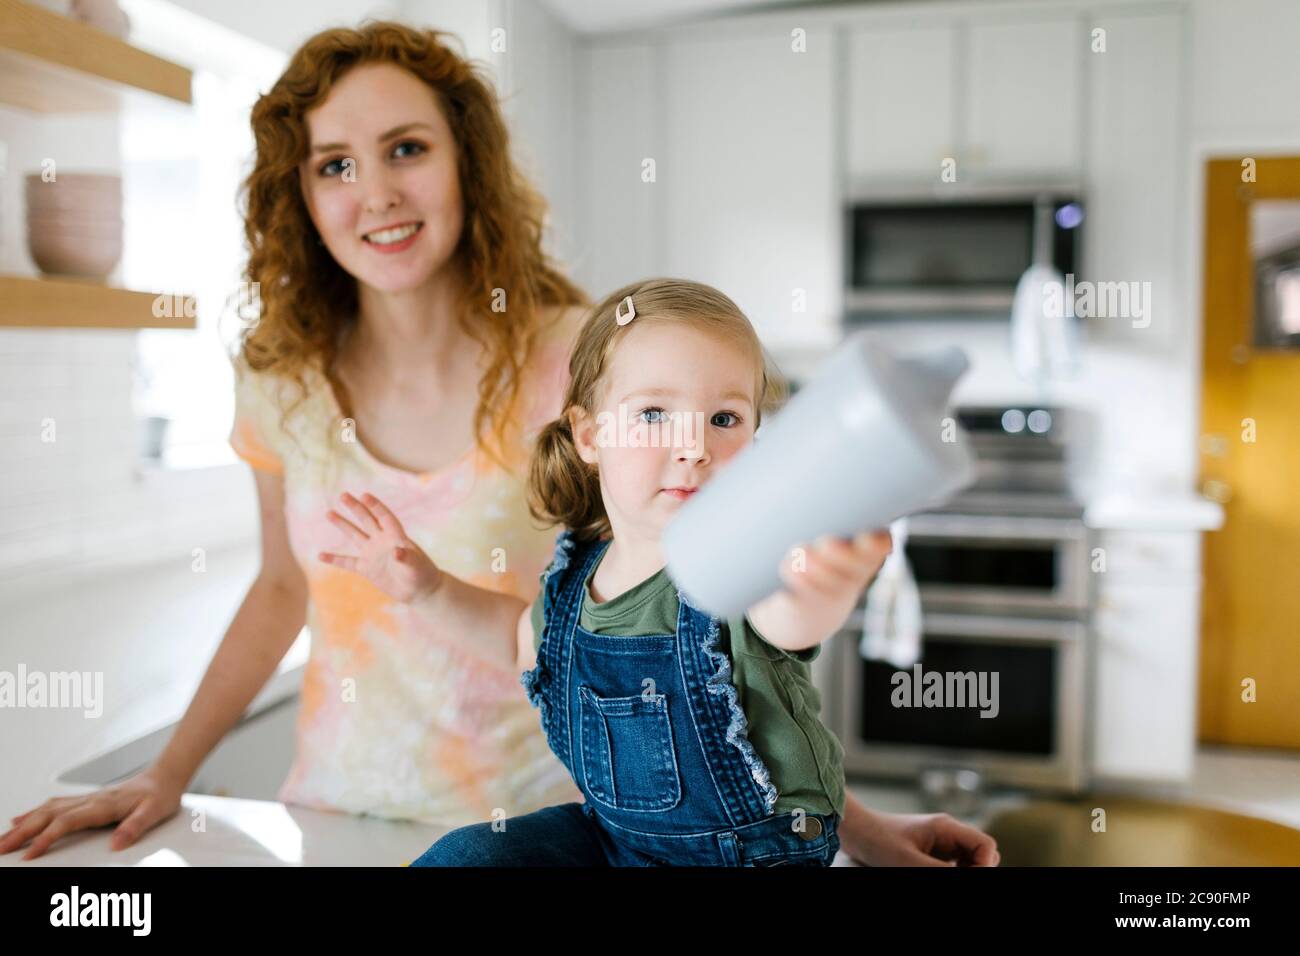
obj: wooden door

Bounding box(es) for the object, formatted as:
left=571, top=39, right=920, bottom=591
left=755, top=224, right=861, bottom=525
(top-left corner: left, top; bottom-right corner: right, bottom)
left=1198, top=156, right=1300, bottom=748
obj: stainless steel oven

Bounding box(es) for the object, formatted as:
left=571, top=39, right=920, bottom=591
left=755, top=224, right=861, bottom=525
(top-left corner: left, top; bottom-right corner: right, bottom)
left=821, top=404, right=1094, bottom=794
left=833, top=612, right=1088, bottom=791
left=905, top=513, right=1090, bottom=616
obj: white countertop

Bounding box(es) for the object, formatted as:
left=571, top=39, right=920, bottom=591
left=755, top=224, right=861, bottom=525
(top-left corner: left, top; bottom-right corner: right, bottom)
left=1084, top=491, right=1225, bottom=532
left=0, top=792, right=449, bottom=867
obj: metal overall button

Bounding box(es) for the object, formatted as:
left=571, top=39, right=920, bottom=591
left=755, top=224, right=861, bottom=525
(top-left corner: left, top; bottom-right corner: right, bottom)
left=796, top=817, right=824, bottom=841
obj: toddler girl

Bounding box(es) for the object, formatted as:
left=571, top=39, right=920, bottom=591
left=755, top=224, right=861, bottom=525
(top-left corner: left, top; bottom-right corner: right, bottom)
left=320, top=278, right=891, bottom=865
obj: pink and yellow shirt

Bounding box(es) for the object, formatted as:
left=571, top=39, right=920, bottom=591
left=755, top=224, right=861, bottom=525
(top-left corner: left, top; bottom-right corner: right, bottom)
left=228, top=319, right=582, bottom=827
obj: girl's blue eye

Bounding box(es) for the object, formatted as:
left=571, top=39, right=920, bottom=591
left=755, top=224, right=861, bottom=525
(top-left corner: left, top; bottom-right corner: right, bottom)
left=639, top=407, right=667, bottom=424
left=712, top=411, right=741, bottom=428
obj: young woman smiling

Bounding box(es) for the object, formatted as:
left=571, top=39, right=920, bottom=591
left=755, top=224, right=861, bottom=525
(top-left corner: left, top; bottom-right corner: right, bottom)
left=3, top=21, right=589, bottom=857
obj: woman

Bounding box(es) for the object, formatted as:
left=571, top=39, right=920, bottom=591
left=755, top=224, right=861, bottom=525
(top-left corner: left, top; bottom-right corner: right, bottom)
left=2, top=20, right=997, bottom=867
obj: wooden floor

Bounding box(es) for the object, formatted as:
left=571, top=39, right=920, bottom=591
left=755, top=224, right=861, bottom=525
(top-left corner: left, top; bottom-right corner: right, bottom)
left=985, top=796, right=1300, bottom=866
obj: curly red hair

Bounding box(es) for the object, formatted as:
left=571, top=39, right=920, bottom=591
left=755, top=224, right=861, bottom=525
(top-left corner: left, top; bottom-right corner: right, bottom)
left=233, top=19, right=587, bottom=468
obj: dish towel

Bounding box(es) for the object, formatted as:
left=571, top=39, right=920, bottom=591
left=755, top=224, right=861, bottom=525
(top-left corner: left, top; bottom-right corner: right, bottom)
left=858, top=517, right=923, bottom=669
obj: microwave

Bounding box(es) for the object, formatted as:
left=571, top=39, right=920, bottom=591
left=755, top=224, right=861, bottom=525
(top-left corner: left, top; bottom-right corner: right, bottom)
left=844, top=185, right=1084, bottom=319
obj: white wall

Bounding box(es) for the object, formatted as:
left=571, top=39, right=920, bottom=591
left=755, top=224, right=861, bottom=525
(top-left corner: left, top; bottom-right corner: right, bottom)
left=492, top=0, right=582, bottom=269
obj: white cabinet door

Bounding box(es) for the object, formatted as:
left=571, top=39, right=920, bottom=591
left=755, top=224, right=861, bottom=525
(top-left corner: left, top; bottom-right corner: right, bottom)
left=662, top=28, right=839, bottom=350
left=575, top=41, right=663, bottom=298
left=966, top=17, right=1084, bottom=177
left=1084, top=13, right=1183, bottom=346
left=1090, top=529, right=1202, bottom=782
left=845, top=25, right=957, bottom=185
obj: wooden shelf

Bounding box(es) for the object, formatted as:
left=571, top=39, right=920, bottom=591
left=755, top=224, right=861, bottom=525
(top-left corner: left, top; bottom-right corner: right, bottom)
left=0, top=275, right=196, bottom=329
left=0, top=0, right=192, bottom=112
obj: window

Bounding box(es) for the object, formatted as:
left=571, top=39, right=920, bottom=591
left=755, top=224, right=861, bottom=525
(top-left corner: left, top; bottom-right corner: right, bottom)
left=120, top=0, right=285, bottom=468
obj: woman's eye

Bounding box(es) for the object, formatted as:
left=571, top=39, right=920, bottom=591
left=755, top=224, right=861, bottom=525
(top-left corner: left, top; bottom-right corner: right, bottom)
left=392, top=141, right=425, bottom=159
left=711, top=411, right=741, bottom=428
left=318, top=157, right=349, bottom=178
left=639, top=407, right=667, bottom=424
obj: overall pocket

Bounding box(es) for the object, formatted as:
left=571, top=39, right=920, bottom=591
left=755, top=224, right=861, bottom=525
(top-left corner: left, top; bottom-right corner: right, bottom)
left=578, top=685, right=682, bottom=812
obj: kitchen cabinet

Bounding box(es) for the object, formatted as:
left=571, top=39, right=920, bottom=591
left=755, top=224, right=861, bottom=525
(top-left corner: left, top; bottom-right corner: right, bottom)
left=965, top=17, right=1084, bottom=178
left=845, top=25, right=956, bottom=184
left=575, top=41, right=662, bottom=297
left=846, top=14, right=1083, bottom=185
left=661, top=27, right=839, bottom=349
left=1083, top=12, right=1183, bottom=347
left=1090, top=529, right=1203, bottom=782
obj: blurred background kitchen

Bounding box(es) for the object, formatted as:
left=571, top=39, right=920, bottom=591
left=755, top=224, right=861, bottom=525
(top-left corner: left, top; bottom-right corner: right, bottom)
left=1, top=0, right=1297, bottom=866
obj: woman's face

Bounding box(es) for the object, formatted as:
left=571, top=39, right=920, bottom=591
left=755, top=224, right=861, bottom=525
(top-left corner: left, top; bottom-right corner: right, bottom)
left=299, top=62, right=464, bottom=294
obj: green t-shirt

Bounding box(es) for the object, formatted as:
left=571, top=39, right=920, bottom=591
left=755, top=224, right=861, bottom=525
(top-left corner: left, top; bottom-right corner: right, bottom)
left=530, top=554, right=846, bottom=818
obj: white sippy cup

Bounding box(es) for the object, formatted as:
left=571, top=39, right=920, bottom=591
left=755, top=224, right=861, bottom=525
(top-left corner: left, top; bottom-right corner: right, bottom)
left=662, top=331, right=976, bottom=619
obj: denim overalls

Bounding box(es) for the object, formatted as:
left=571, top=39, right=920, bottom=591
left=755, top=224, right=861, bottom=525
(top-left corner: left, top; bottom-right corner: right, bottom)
left=517, top=529, right=840, bottom=866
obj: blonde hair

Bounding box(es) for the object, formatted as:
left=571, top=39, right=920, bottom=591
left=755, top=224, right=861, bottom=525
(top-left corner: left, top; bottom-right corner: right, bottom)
left=527, top=278, right=788, bottom=542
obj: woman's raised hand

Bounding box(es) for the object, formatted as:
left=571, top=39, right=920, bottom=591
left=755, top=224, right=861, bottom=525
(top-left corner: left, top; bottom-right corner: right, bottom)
left=320, top=491, right=443, bottom=603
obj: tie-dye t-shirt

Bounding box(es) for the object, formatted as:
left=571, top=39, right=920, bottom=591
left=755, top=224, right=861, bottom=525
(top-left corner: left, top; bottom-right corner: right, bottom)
left=228, top=314, right=583, bottom=827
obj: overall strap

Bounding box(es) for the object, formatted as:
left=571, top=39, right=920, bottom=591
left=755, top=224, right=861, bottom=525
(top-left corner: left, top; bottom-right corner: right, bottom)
left=676, top=584, right=780, bottom=820
left=519, top=529, right=610, bottom=769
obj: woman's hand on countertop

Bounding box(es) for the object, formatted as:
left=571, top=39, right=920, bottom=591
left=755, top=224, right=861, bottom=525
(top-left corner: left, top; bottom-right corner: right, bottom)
left=0, top=765, right=185, bottom=861
left=839, top=794, right=1000, bottom=867
left=321, top=491, right=443, bottom=603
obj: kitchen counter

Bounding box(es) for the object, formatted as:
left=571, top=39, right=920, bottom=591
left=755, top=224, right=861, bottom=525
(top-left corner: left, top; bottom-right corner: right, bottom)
left=0, top=792, right=449, bottom=867
left=1084, top=491, right=1224, bottom=532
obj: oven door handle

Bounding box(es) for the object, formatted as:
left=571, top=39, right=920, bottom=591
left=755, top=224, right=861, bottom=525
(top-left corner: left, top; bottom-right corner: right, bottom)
left=906, top=514, right=1087, bottom=542
left=845, top=611, right=1087, bottom=644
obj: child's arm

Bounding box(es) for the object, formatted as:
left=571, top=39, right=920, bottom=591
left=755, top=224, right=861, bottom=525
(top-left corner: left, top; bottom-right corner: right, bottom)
left=746, top=530, right=892, bottom=653
left=319, top=491, right=524, bottom=671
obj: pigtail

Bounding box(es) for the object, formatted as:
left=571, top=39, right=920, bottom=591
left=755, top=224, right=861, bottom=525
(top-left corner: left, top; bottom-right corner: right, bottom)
left=527, top=411, right=609, bottom=541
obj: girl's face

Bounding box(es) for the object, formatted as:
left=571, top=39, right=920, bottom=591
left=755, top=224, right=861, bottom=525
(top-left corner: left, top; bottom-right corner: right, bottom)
left=570, top=321, right=759, bottom=547
left=299, top=62, right=464, bottom=293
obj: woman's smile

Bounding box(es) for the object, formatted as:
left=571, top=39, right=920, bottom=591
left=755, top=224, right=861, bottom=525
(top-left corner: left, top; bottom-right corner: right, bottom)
left=362, top=220, right=424, bottom=252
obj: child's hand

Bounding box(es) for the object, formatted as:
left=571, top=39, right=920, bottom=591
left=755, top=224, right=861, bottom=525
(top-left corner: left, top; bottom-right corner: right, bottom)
left=319, top=491, right=442, bottom=603
left=749, top=529, right=892, bottom=651
left=782, top=529, right=892, bottom=604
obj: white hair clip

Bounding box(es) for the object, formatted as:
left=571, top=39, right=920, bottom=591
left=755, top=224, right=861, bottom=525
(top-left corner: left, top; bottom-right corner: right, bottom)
left=615, top=294, right=636, bottom=326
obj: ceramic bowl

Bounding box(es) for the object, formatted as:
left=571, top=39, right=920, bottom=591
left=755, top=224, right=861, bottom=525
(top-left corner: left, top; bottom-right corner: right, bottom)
left=27, top=227, right=123, bottom=278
